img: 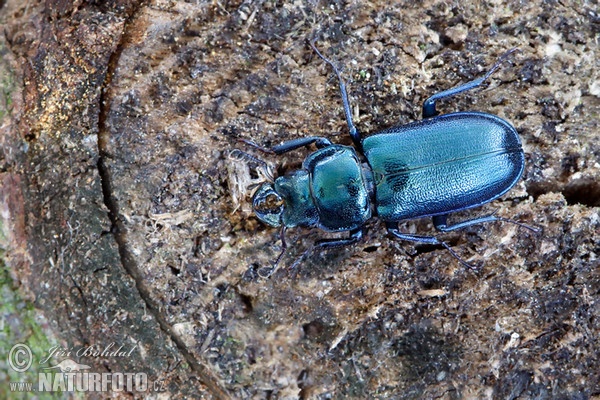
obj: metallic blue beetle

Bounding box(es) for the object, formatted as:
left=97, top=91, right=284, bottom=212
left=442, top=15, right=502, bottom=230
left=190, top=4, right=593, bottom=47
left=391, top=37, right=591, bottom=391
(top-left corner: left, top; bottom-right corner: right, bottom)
left=247, top=41, right=536, bottom=271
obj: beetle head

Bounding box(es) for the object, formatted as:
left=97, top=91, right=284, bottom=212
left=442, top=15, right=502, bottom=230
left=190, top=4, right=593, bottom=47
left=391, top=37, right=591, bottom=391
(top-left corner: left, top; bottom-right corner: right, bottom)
left=252, top=182, right=284, bottom=227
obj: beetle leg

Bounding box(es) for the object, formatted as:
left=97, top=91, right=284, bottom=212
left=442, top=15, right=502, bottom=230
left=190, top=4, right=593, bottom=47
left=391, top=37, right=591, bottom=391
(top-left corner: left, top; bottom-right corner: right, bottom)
left=288, top=228, right=364, bottom=271
left=309, top=39, right=363, bottom=152
left=242, top=137, right=334, bottom=155
left=386, top=222, right=478, bottom=271
left=433, top=214, right=541, bottom=233
left=422, top=48, right=519, bottom=118
left=271, top=137, right=334, bottom=154
left=262, top=228, right=364, bottom=277
left=433, top=213, right=498, bottom=232
left=314, top=228, right=364, bottom=249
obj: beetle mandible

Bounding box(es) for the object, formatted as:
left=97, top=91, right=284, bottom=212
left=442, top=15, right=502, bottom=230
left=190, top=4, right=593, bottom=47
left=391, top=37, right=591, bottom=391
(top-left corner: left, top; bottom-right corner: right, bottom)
left=244, top=39, right=537, bottom=274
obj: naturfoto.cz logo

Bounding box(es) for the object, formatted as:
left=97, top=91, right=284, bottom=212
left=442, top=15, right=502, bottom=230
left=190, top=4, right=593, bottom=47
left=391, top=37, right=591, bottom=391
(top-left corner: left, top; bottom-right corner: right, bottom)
left=7, top=343, right=166, bottom=393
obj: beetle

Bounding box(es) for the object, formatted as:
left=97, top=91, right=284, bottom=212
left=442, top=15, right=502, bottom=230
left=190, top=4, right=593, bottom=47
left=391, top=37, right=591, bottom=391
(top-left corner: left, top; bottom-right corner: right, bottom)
left=244, top=40, right=537, bottom=274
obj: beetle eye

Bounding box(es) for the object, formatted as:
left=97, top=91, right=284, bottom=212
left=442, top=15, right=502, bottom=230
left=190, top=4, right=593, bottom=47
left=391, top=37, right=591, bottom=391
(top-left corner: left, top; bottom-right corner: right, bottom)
left=254, top=192, right=284, bottom=213
left=252, top=183, right=283, bottom=227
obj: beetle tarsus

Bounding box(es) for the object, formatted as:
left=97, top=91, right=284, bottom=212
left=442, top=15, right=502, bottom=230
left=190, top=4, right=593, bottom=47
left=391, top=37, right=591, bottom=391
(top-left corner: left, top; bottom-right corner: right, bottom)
left=239, top=138, right=276, bottom=154
left=433, top=213, right=541, bottom=234
left=495, top=216, right=541, bottom=233
left=289, top=247, right=312, bottom=274
left=485, top=48, right=520, bottom=81
left=309, top=38, right=363, bottom=151
left=439, top=241, right=481, bottom=272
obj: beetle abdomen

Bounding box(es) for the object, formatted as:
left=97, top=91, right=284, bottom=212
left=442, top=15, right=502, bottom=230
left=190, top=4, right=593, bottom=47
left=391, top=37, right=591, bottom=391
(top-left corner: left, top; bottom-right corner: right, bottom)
left=363, top=112, right=524, bottom=221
